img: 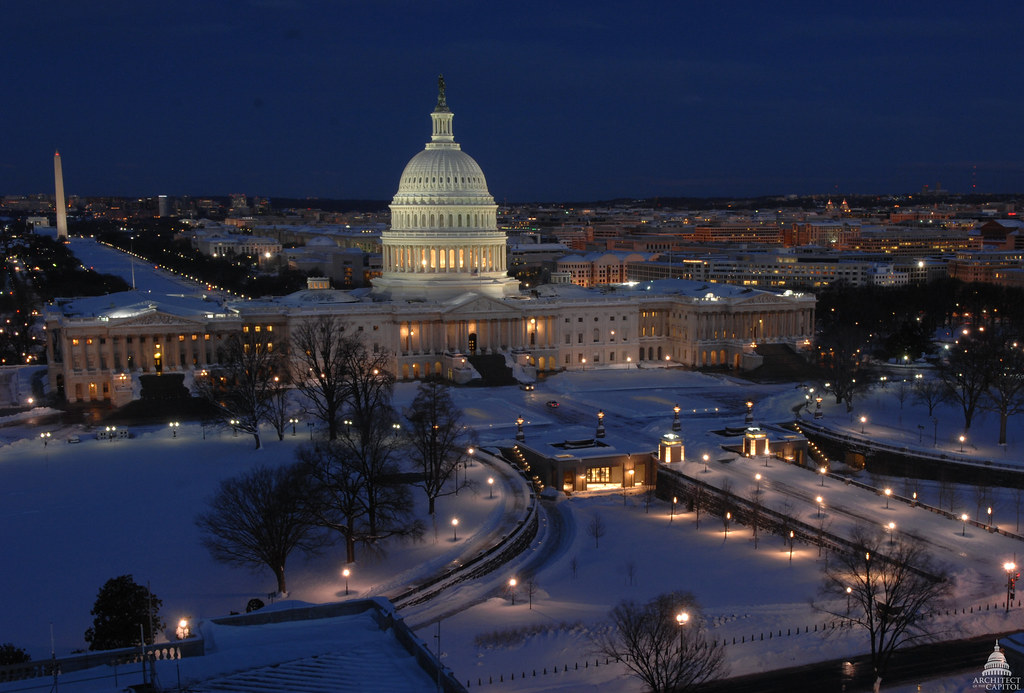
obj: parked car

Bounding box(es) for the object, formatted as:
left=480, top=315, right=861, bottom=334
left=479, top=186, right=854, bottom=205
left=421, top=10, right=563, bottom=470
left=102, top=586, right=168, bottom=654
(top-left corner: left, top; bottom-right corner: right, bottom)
left=520, top=383, right=535, bottom=391
left=546, top=400, right=559, bottom=408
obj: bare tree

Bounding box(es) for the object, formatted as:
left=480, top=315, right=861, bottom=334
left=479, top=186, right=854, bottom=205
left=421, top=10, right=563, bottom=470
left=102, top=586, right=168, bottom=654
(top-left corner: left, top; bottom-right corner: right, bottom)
left=525, top=578, right=539, bottom=609
left=569, top=555, right=579, bottom=580
left=196, top=463, right=323, bottom=595
left=748, top=487, right=763, bottom=550
left=264, top=373, right=292, bottom=441
left=816, top=528, right=950, bottom=693
left=982, top=334, right=1024, bottom=445
left=912, top=377, right=946, bottom=417
left=692, top=483, right=707, bottom=530
left=195, top=331, right=283, bottom=449
left=291, top=316, right=353, bottom=441
left=818, top=323, right=872, bottom=412
left=404, top=378, right=472, bottom=515
left=593, top=592, right=726, bottom=693
left=938, top=334, right=993, bottom=432
left=588, top=513, right=607, bottom=549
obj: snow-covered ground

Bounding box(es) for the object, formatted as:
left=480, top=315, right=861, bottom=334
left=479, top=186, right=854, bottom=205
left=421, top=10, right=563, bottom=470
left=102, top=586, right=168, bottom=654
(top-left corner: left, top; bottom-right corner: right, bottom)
left=2, top=365, right=1022, bottom=692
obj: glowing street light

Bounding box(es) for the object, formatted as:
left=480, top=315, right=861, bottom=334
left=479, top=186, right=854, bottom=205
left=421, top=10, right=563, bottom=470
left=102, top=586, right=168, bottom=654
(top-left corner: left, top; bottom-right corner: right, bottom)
left=672, top=404, right=681, bottom=432
left=887, top=521, right=896, bottom=546
left=724, top=512, right=731, bottom=538
left=40, top=431, right=51, bottom=446
left=175, top=618, right=191, bottom=640
left=816, top=496, right=823, bottom=519
left=788, top=530, right=795, bottom=562
left=508, top=577, right=518, bottom=605
left=819, top=465, right=827, bottom=486
left=959, top=434, right=966, bottom=453
left=341, top=567, right=351, bottom=595
left=745, top=400, right=754, bottom=424
left=884, top=487, right=892, bottom=509
left=488, top=477, right=494, bottom=499
left=961, top=513, right=969, bottom=536
left=988, top=506, right=993, bottom=530
left=451, top=517, right=459, bottom=542
left=860, top=416, right=867, bottom=434
left=675, top=611, right=690, bottom=652
left=169, top=421, right=180, bottom=437
left=702, top=453, right=709, bottom=473
left=755, top=473, right=762, bottom=494
left=1005, top=562, right=1018, bottom=613
left=289, top=417, right=299, bottom=436
left=671, top=496, right=677, bottom=523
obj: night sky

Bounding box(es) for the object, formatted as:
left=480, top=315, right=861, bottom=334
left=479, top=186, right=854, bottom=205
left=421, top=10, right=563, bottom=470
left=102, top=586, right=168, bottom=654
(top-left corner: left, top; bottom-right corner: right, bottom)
left=5, top=1, right=1024, bottom=202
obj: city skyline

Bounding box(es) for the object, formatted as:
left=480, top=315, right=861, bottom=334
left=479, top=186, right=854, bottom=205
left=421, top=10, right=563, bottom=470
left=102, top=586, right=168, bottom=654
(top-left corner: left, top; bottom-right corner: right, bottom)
left=5, top=2, right=1024, bottom=202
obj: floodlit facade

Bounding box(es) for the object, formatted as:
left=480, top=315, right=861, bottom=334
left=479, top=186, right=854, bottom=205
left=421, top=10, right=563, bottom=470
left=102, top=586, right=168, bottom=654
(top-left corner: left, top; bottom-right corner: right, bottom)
left=44, top=80, right=816, bottom=406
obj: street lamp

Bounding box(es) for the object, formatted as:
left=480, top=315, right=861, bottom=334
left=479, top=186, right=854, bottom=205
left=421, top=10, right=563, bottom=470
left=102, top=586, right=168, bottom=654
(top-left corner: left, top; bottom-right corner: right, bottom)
left=1005, top=562, right=1018, bottom=613
left=702, top=453, right=709, bottom=473
left=789, top=530, right=794, bottom=562
left=516, top=415, right=525, bottom=441
left=755, top=473, right=762, bottom=495
left=675, top=611, right=690, bottom=652
left=725, top=512, right=731, bottom=538
left=672, top=404, right=681, bottom=432
left=887, top=521, right=895, bottom=546
left=988, top=506, right=993, bottom=530
left=40, top=431, right=51, bottom=446
left=176, top=618, right=191, bottom=640
left=289, top=417, right=299, bottom=436
left=860, top=416, right=867, bottom=434
left=451, top=517, right=459, bottom=542
left=508, top=577, right=517, bottom=605
left=671, top=496, right=677, bottom=523
left=959, top=434, right=966, bottom=453
left=816, top=496, right=823, bottom=519
left=845, top=586, right=853, bottom=613
left=626, top=356, right=632, bottom=369
left=342, top=567, right=351, bottom=595
left=169, top=421, right=179, bottom=437
left=884, top=487, right=892, bottom=509
left=230, top=419, right=239, bottom=436
left=488, top=477, right=494, bottom=499
left=819, top=465, right=827, bottom=486
left=745, top=400, right=754, bottom=424
left=961, top=513, right=969, bottom=536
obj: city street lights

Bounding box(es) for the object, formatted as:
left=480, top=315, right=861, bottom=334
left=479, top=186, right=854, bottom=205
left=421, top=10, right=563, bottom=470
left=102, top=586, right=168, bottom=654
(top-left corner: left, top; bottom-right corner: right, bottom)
left=169, top=421, right=179, bottom=437
left=289, top=417, right=299, bottom=436
left=887, top=521, right=896, bottom=546
left=230, top=419, right=239, bottom=436
left=816, top=496, right=823, bottom=519
left=745, top=400, right=754, bottom=424
left=845, top=586, right=853, bottom=613
left=819, top=465, right=828, bottom=486
left=675, top=611, right=689, bottom=652
left=961, top=513, right=969, bottom=536
left=724, top=512, right=731, bottom=538
left=788, top=530, right=794, bottom=562
left=516, top=415, right=525, bottom=441
left=1005, top=562, right=1018, bottom=613
left=702, top=453, right=709, bottom=473
left=451, top=518, right=459, bottom=542
left=960, top=434, right=966, bottom=453
left=988, top=506, right=993, bottom=530
left=670, top=496, right=677, bottom=523
left=508, top=577, right=517, bottom=605
left=755, top=473, right=762, bottom=495
left=884, top=487, right=892, bottom=509
left=488, top=477, right=494, bottom=499
left=39, top=431, right=51, bottom=446
left=860, top=416, right=867, bottom=434
left=342, top=567, right=351, bottom=596
left=672, top=404, right=681, bottom=432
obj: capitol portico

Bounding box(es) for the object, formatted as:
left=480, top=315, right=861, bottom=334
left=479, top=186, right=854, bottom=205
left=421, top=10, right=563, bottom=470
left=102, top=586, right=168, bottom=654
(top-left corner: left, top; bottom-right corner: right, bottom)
left=44, top=79, right=816, bottom=405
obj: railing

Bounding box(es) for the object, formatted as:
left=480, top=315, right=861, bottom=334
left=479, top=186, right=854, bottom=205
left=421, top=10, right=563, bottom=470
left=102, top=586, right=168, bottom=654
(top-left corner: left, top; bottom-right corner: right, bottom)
left=0, top=638, right=204, bottom=684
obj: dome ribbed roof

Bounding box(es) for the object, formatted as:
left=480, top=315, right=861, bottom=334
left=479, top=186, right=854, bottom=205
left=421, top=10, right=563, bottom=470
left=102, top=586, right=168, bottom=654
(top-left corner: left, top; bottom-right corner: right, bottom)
left=396, top=149, right=490, bottom=196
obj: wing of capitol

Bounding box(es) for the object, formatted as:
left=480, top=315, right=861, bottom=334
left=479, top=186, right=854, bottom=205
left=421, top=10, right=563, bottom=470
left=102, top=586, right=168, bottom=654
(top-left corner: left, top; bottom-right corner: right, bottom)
left=44, top=80, right=816, bottom=407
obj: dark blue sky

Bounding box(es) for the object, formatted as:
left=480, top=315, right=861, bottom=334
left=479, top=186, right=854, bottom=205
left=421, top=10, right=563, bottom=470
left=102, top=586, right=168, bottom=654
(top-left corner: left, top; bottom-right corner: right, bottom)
left=5, top=1, right=1023, bottom=202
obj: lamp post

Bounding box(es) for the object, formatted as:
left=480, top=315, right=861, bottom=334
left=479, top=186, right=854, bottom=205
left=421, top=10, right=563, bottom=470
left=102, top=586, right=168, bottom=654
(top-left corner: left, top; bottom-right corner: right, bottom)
left=725, top=512, right=731, bottom=538
left=745, top=400, right=754, bottom=424
left=488, top=477, right=494, bottom=499
left=671, top=496, right=677, bottom=523
left=887, top=521, right=895, bottom=546
left=789, top=530, right=794, bottom=562
left=626, top=356, right=632, bottom=369
left=675, top=611, right=689, bottom=653
left=816, top=496, right=823, bottom=519
left=289, top=417, right=299, bottom=436
left=959, top=434, right=966, bottom=453
left=962, top=513, right=969, bottom=536
left=596, top=409, right=605, bottom=438
left=673, top=404, right=681, bottom=432
left=819, top=465, right=827, bottom=486
left=451, top=518, right=459, bottom=542
left=845, top=586, right=853, bottom=613
left=342, top=567, right=350, bottom=596
left=755, top=473, right=762, bottom=495
left=169, top=421, right=179, bottom=437
left=1005, top=562, right=1018, bottom=612
left=702, top=453, right=709, bottom=473
left=176, top=618, right=191, bottom=640
left=508, top=577, right=517, bottom=605
left=988, top=506, right=993, bottom=530
left=860, top=416, right=867, bottom=434
left=40, top=431, right=51, bottom=446
left=814, top=395, right=823, bottom=419
left=230, top=419, right=238, bottom=437
left=884, top=487, right=892, bottom=509
left=516, top=415, right=524, bottom=442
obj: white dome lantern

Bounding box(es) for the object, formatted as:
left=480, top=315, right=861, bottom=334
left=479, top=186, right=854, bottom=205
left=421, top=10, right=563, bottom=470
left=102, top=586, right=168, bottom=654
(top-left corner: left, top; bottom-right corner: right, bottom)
left=374, top=76, right=519, bottom=301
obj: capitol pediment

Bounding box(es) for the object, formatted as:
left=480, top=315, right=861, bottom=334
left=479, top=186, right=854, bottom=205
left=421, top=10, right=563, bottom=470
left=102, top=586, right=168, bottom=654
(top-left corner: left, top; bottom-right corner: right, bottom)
left=116, top=311, right=208, bottom=327
left=442, top=293, right=523, bottom=317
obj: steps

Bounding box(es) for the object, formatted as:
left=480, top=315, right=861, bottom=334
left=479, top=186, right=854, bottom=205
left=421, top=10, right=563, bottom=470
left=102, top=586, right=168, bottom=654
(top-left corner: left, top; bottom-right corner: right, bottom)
left=466, top=353, right=517, bottom=386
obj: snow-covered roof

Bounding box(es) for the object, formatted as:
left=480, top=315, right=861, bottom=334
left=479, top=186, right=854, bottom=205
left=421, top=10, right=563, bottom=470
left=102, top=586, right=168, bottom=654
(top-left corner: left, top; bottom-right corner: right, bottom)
left=49, top=291, right=229, bottom=320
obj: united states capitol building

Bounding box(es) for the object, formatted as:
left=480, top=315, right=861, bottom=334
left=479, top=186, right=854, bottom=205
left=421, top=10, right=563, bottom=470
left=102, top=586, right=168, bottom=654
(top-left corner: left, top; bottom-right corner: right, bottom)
left=44, top=81, right=815, bottom=406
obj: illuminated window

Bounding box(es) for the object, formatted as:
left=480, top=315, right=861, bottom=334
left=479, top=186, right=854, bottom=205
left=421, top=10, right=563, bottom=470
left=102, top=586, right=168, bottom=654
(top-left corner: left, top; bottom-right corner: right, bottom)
left=72, top=338, right=80, bottom=346
left=178, top=335, right=185, bottom=342
left=243, top=326, right=249, bottom=333
left=86, top=338, right=93, bottom=345
left=192, top=334, right=198, bottom=341
left=266, top=325, right=273, bottom=332
left=267, top=342, right=273, bottom=352
left=254, top=326, right=261, bottom=332
left=204, top=334, right=210, bottom=341
left=586, top=467, right=611, bottom=483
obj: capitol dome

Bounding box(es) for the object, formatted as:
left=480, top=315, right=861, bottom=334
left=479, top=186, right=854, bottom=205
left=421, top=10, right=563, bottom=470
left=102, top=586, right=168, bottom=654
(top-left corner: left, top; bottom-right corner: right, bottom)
left=372, top=77, right=519, bottom=302
left=983, top=641, right=1013, bottom=678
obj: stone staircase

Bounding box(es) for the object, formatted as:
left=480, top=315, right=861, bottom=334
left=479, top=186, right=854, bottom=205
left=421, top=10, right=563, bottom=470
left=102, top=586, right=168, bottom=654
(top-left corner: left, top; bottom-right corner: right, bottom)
left=466, top=353, right=517, bottom=386
left=746, top=343, right=819, bottom=382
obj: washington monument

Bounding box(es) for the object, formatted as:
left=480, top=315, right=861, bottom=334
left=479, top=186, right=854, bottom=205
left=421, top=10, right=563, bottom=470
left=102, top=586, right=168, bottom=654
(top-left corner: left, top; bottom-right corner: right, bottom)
left=54, top=151, right=68, bottom=240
